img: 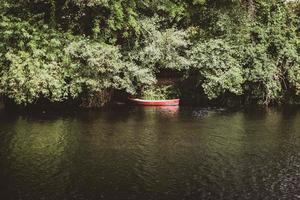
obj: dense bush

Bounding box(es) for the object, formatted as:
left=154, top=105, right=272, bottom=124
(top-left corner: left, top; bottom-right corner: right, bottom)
left=0, top=0, right=299, bottom=107
left=65, top=38, right=156, bottom=105
left=0, top=16, right=73, bottom=104
left=141, top=85, right=179, bottom=100
left=131, top=17, right=190, bottom=72
left=0, top=16, right=155, bottom=105
left=189, top=39, right=244, bottom=99
left=240, top=1, right=300, bottom=105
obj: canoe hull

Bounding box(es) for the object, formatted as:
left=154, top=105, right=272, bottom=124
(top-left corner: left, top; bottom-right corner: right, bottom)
left=129, top=98, right=180, bottom=106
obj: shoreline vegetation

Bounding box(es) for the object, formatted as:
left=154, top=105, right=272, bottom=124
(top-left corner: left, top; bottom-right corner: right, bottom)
left=0, top=0, right=299, bottom=108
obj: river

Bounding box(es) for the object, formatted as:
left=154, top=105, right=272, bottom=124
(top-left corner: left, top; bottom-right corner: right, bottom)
left=0, top=106, right=300, bottom=200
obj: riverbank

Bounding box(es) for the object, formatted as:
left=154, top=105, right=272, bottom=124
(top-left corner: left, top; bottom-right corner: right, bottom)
left=0, top=1, right=299, bottom=108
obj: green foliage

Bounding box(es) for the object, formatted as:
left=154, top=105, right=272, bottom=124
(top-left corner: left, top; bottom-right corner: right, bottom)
left=0, top=16, right=155, bottom=105
left=132, top=17, right=190, bottom=72
left=1, top=51, right=69, bottom=105
left=65, top=39, right=155, bottom=97
left=0, top=16, right=73, bottom=104
left=189, top=39, right=244, bottom=99
left=0, top=0, right=299, bottom=107
left=72, top=0, right=110, bottom=7
left=240, top=1, right=300, bottom=105
left=141, top=85, right=179, bottom=100
left=242, top=45, right=283, bottom=104
left=65, top=40, right=125, bottom=95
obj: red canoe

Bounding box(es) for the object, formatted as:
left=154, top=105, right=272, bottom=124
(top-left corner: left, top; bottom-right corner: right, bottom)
left=129, top=98, right=180, bottom=106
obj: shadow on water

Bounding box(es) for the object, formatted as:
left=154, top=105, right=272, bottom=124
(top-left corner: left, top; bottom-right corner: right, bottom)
left=0, top=106, right=300, bottom=199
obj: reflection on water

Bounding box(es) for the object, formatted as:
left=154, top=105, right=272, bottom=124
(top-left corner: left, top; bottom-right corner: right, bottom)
left=0, top=106, right=300, bottom=200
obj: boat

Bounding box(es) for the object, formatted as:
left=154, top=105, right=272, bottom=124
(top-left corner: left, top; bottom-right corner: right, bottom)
left=129, top=98, right=180, bottom=106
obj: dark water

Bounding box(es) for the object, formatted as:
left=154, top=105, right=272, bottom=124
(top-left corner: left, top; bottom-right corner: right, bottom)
left=0, top=106, right=300, bottom=200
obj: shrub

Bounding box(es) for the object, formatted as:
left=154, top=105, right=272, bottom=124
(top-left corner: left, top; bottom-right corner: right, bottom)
left=189, top=39, right=244, bottom=99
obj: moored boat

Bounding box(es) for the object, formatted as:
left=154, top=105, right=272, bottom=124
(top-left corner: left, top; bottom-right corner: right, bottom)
left=129, top=98, right=180, bottom=106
